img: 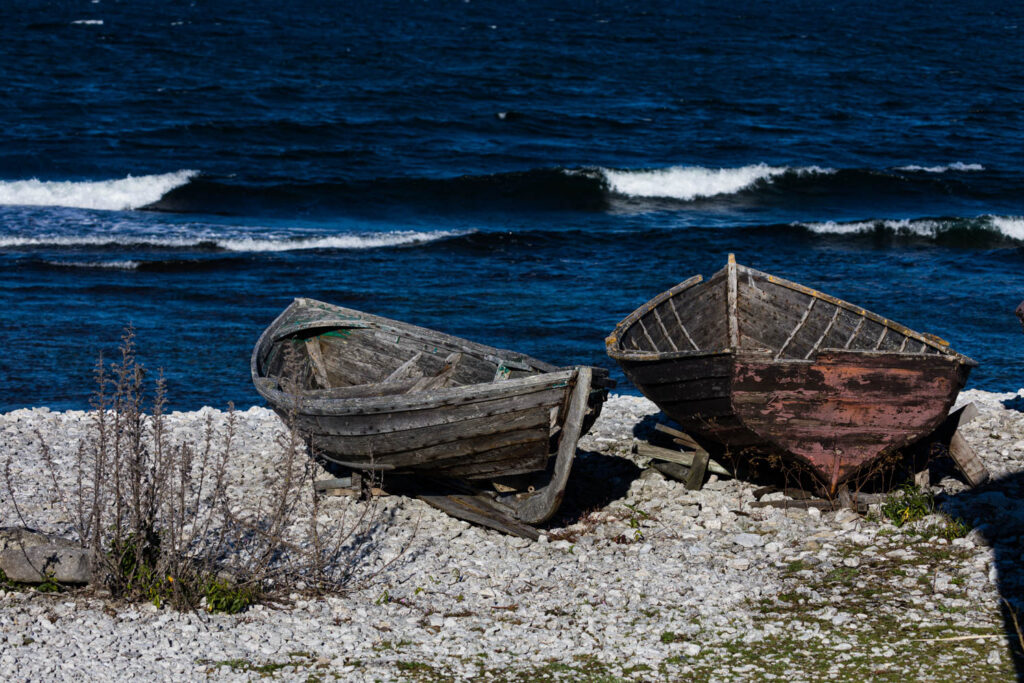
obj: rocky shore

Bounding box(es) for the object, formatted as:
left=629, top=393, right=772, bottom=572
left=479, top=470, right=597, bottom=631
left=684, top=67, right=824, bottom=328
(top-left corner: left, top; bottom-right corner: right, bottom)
left=2, top=390, right=1024, bottom=681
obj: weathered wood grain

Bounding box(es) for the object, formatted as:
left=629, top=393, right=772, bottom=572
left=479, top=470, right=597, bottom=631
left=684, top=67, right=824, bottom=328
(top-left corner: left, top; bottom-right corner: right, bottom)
left=253, top=299, right=611, bottom=533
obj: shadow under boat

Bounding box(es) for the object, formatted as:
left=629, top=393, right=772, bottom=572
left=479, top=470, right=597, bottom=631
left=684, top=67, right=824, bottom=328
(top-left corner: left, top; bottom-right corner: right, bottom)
left=251, top=297, right=614, bottom=538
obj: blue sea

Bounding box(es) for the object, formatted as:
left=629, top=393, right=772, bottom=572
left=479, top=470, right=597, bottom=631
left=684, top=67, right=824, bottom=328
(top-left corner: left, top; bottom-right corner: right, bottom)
left=2, top=0, right=1023, bottom=411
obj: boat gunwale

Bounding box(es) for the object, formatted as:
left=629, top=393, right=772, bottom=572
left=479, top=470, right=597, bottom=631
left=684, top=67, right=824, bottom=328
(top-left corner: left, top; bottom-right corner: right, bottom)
left=604, top=274, right=704, bottom=356
left=608, top=346, right=976, bottom=367
left=263, top=296, right=559, bottom=372
left=253, top=366, right=580, bottom=417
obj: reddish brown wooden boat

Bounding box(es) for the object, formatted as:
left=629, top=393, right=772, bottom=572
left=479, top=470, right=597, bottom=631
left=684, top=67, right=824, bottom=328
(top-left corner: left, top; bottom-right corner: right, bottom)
left=606, top=255, right=977, bottom=493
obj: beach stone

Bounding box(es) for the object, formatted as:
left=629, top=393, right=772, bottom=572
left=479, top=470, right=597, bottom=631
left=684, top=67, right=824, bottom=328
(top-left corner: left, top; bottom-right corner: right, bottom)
left=732, top=533, right=763, bottom=548
left=0, top=545, right=92, bottom=584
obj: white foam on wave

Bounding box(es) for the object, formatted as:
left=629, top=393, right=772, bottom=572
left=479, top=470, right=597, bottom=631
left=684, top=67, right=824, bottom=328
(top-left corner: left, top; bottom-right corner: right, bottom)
left=598, top=164, right=833, bottom=200
left=47, top=260, right=140, bottom=270
left=0, top=236, right=194, bottom=249
left=798, top=216, right=1024, bottom=241
left=217, top=230, right=466, bottom=252
left=988, top=216, right=1024, bottom=240
left=896, top=162, right=985, bottom=173
left=0, top=170, right=197, bottom=211
left=799, top=219, right=944, bottom=236
left=71, top=19, right=104, bottom=25
left=0, top=229, right=468, bottom=252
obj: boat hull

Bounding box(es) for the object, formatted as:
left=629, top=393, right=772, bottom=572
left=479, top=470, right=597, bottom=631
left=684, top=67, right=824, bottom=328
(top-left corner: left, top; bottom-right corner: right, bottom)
left=264, top=370, right=582, bottom=480
left=618, top=349, right=970, bottom=491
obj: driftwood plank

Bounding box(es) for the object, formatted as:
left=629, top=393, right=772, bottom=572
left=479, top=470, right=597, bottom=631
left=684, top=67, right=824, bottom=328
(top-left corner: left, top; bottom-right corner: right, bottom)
left=418, top=494, right=540, bottom=540
left=685, top=449, right=710, bottom=491
left=634, top=441, right=731, bottom=477
left=313, top=476, right=354, bottom=491
left=654, top=423, right=703, bottom=451
left=945, top=403, right=988, bottom=487
left=651, top=460, right=691, bottom=482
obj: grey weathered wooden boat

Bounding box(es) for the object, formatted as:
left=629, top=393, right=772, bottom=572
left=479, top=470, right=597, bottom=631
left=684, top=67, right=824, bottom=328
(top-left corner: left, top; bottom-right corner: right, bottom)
left=252, top=298, right=612, bottom=529
left=606, top=255, right=977, bottom=494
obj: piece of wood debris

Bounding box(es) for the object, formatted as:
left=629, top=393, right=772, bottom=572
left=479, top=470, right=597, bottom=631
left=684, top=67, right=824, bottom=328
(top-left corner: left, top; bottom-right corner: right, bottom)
left=634, top=441, right=731, bottom=477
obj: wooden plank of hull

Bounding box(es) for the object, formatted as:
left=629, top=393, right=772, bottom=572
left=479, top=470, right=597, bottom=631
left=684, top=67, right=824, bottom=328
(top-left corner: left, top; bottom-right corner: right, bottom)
left=307, top=405, right=552, bottom=468
left=731, top=351, right=970, bottom=491
left=616, top=352, right=763, bottom=451
left=307, top=386, right=565, bottom=438
left=499, top=367, right=592, bottom=524
left=616, top=352, right=733, bottom=387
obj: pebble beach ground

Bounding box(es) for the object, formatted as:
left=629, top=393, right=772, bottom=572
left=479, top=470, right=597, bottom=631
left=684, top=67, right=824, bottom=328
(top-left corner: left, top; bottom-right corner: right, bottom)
left=2, top=390, right=1024, bottom=681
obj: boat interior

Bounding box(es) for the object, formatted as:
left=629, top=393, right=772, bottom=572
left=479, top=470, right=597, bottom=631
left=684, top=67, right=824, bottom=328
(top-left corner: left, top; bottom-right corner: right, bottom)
left=260, top=321, right=544, bottom=397
left=612, top=257, right=958, bottom=361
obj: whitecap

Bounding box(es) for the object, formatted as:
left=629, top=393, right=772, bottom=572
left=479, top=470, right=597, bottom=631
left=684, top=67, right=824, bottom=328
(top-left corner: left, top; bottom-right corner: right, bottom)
left=217, top=230, right=469, bottom=252
left=0, top=229, right=470, bottom=252
left=895, top=162, right=985, bottom=173
left=596, top=164, right=833, bottom=201
left=987, top=216, right=1024, bottom=240
left=0, top=170, right=197, bottom=211
left=46, top=260, right=140, bottom=270
left=799, top=219, right=944, bottom=237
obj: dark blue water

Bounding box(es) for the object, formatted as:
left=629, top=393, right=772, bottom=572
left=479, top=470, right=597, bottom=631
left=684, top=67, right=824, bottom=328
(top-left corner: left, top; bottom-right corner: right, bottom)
left=2, top=0, right=1023, bottom=411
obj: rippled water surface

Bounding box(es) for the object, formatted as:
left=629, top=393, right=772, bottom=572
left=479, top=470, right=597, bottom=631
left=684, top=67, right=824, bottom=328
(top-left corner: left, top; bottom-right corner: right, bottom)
left=2, top=1, right=1023, bottom=409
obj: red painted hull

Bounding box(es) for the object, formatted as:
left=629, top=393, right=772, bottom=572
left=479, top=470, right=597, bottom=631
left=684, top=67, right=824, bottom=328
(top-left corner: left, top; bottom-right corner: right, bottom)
left=731, top=351, right=971, bottom=490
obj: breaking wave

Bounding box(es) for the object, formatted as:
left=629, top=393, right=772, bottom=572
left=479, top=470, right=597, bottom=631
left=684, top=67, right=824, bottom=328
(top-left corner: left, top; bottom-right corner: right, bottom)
left=895, top=162, right=985, bottom=173
left=0, top=229, right=469, bottom=252
left=44, top=260, right=140, bottom=270
left=0, top=171, right=197, bottom=211
left=792, top=215, right=1024, bottom=245
left=597, top=164, right=834, bottom=200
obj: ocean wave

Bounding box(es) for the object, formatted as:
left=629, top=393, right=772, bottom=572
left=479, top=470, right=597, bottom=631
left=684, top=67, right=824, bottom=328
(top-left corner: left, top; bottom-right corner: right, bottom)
left=895, top=162, right=985, bottom=173
left=793, top=215, right=1023, bottom=244
left=71, top=19, right=104, bottom=25
left=0, top=229, right=469, bottom=252
left=217, top=230, right=468, bottom=252
left=0, top=171, right=197, bottom=211
left=988, top=216, right=1024, bottom=240
left=4, top=162, right=995, bottom=219
left=45, top=260, right=140, bottom=270
left=597, top=164, right=834, bottom=200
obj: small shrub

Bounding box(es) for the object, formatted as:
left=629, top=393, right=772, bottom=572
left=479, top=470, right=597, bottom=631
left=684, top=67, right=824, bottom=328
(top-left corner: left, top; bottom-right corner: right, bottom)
left=203, top=578, right=261, bottom=614
left=2, top=325, right=396, bottom=611
left=881, top=484, right=933, bottom=527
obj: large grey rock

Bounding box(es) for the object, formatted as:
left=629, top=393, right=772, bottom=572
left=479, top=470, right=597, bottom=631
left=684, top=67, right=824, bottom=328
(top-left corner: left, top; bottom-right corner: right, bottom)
left=0, top=527, right=91, bottom=584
